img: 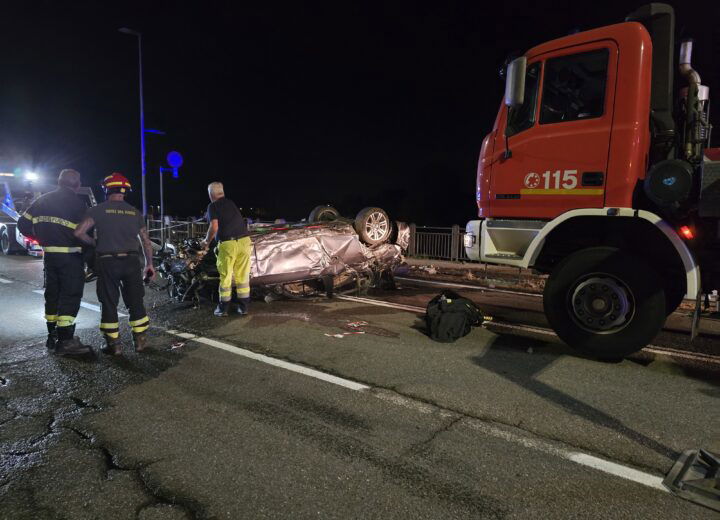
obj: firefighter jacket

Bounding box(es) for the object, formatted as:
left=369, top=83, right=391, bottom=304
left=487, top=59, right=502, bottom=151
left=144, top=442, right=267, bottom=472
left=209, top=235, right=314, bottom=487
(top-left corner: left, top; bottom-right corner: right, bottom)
left=17, top=187, right=87, bottom=253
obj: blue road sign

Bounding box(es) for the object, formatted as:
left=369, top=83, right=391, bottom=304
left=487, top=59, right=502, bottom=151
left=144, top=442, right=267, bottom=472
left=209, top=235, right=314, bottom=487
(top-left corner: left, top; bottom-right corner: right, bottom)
left=167, top=151, right=183, bottom=168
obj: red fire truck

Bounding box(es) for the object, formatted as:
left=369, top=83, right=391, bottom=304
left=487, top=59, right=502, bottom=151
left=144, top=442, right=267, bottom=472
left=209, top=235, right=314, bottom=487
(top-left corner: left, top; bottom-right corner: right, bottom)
left=464, top=4, right=718, bottom=358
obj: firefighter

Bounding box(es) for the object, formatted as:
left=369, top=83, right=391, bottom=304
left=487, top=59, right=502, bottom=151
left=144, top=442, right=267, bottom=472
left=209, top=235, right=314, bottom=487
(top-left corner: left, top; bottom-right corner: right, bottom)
left=17, top=169, right=92, bottom=356
left=73, top=173, right=155, bottom=355
left=200, top=182, right=251, bottom=316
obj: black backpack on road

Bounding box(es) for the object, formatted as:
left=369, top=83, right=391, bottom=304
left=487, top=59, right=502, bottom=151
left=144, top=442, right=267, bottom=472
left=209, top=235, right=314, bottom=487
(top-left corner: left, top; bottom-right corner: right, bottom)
left=425, top=290, right=483, bottom=343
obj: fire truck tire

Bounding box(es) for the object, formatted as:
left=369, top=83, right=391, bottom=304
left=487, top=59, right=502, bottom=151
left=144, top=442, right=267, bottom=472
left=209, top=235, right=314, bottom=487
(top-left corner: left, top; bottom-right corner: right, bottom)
left=308, top=205, right=341, bottom=223
left=543, top=247, right=666, bottom=359
left=355, top=207, right=391, bottom=246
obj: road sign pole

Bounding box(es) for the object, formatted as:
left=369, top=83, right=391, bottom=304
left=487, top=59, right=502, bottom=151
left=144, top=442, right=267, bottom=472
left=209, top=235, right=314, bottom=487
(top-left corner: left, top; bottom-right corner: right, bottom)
left=159, top=166, right=164, bottom=247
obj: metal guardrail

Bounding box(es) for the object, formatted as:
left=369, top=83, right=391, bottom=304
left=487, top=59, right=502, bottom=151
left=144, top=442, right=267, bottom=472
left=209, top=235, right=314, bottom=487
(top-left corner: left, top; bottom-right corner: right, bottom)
left=408, top=224, right=471, bottom=262
left=146, top=218, right=208, bottom=243
left=146, top=218, right=473, bottom=262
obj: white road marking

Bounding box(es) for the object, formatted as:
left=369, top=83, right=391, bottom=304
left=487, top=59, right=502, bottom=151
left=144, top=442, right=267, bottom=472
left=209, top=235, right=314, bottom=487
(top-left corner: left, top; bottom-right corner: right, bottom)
left=166, top=330, right=370, bottom=392
left=396, top=276, right=543, bottom=297
left=31, top=289, right=128, bottom=317
left=161, top=329, right=668, bottom=492
left=643, top=346, right=720, bottom=365
left=161, top=325, right=671, bottom=494
left=336, top=294, right=425, bottom=313
left=338, top=294, right=720, bottom=366
left=462, top=420, right=667, bottom=492
left=0, top=277, right=12, bottom=284
left=566, top=453, right=667, bottom=491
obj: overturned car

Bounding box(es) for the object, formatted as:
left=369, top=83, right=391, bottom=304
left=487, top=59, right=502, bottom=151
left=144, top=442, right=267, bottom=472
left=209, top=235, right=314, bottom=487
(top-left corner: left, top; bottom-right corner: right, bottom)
left=157, top=206, right=408, bottom=305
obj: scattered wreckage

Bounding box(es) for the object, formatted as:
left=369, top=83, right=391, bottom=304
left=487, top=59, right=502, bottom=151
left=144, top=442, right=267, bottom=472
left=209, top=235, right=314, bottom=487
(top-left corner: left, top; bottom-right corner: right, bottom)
left=157, top=206, right=409, bottom=306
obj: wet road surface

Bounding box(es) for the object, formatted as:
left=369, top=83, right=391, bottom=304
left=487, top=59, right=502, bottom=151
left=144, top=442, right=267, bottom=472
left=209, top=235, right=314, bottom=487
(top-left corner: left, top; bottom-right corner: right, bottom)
left=1, top=254, right=718, bottom=519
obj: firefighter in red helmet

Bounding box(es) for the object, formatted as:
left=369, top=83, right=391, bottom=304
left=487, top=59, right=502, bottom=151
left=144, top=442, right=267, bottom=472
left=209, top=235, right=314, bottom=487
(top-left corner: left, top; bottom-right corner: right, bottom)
left=74, top=173, right=155, bottom=355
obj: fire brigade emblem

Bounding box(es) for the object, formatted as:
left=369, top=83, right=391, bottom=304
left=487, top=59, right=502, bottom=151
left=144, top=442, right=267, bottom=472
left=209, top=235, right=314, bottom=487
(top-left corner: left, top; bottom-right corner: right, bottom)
left=524, top=172, right=541, bottom=189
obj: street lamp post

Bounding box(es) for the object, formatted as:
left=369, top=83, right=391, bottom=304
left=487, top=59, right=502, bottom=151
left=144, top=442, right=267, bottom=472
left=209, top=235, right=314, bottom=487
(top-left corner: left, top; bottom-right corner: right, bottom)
left=118, top=27, right=147, bottom=216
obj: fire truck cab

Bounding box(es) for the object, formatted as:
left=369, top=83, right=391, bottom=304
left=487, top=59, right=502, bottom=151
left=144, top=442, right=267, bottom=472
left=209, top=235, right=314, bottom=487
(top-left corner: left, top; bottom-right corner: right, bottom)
left=464, top=4, right=719, bottom=358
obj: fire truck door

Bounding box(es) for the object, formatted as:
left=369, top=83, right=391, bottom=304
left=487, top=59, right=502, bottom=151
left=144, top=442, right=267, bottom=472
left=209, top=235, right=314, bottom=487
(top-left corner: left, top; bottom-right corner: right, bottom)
left=490, top=42, right=618, bottom=219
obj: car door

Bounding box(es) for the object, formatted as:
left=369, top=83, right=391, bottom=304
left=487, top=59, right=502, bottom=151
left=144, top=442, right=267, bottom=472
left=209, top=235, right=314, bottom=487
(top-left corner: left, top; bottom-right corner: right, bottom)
left=490, top=41, right=618, bottom=219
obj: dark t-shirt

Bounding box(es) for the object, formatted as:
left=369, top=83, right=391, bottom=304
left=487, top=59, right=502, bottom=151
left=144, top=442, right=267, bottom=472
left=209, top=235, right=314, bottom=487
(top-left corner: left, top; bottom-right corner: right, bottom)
left=206, top=197, right=248, bottom=241
left=87, top=200, right=145, bottom=254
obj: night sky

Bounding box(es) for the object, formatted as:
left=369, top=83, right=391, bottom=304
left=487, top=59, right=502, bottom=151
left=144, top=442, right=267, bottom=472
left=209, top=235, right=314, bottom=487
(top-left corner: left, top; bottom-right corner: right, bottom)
left=2, top=1, right=718, bottom=225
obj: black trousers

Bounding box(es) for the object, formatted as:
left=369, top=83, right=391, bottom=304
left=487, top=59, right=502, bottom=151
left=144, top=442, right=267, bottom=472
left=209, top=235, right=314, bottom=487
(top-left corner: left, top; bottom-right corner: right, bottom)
left=44, top=253, right=84, bottom=330
left=96, top=255, right=149, bottom=339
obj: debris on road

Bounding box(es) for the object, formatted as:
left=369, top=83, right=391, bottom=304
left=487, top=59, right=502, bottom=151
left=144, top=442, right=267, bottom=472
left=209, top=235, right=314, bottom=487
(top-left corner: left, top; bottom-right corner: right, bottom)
left=170, top=342, right=186, bottom=350
left=664, top=449, right=720, bottom=512
left=346, top=321, right=369, bottom=329
left=324, top=332, right=366, bottom=339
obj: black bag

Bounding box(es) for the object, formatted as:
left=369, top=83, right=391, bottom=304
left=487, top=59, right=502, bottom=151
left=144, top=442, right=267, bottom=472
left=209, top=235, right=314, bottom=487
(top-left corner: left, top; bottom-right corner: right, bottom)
left=425, top=290, right=483, bottom=343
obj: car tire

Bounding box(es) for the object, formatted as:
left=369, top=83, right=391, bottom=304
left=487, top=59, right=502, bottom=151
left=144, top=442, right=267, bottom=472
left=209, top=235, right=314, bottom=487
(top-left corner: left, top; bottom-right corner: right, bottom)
left=1, top=229, right=15, bottom=255
left=354, top=207, right=391, bottom=246
left=308, top=205, right=341, bottom=223
left=543, top=247, right=666, bottom=359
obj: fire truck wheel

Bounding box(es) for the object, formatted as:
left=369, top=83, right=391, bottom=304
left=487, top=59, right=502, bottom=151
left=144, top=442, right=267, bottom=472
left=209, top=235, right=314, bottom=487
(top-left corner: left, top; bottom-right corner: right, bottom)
left=543, top=247, right=666, bottom=359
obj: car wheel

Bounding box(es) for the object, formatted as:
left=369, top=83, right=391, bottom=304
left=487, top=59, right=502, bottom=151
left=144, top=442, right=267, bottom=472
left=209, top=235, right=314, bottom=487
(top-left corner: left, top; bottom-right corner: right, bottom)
left=354, top=207, right=391, bottom=246
left=308, top=205, right=341, bottom=223
left=1, top=229, right=12, bottom=255
left=543, top=247, right=666, bottom=359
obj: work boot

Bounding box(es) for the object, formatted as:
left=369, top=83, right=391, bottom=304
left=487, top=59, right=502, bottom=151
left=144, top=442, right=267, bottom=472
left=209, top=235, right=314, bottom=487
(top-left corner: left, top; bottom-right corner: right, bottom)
left=214, top=302, right=229, bottom=317
left=101, top=337, right=122, bottom=356
left=46, top=322, right=58, bottom=350
left=55, top=326, right=92, bottom=356
left=133, top=332, right=147, bottom=353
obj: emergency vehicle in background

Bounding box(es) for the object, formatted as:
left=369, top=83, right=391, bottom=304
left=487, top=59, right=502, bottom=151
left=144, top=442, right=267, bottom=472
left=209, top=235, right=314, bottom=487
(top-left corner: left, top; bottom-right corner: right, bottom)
left=464, top=4, right=719, bottom=358
left=0, top=173, right=96, bottom=256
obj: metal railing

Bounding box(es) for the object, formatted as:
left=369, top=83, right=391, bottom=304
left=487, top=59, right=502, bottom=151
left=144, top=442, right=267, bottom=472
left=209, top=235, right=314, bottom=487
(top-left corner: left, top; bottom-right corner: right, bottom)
left=408, top=224, right=471, bottom=262
left=146, top=217, right=473, bottom=262
left=146, top=218, right=208, bottom=244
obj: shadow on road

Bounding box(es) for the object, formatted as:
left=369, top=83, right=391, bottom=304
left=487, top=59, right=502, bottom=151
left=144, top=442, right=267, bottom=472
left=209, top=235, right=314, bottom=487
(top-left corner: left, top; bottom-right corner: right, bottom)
left=471, top=334, right=681, bottom=461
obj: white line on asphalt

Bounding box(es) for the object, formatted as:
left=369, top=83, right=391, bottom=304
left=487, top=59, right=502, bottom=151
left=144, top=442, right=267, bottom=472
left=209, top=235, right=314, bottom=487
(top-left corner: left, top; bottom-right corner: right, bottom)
left=396, top=276, right=543, bottom=297
left=565, top=453, right=667, bottom=491
left=31, top=289, right=128, bottom=317
left=336, top=295, right=425, bottom=313
left=643, top=346, right=720, bottom=365
left=338, top=294, right=720, bottom=366
left=166, top=330, right=371, bottom=392
left=0, top=277, right=12, bottom=284
left=462, top=420, right=667, bottom=492
left=162, top=328, right=668, bottom=494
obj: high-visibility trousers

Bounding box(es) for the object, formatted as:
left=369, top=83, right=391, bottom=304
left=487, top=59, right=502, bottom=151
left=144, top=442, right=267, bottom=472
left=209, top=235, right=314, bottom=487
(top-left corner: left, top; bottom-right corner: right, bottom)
left=96, top=255, right=149, bottom=339
left=216, top=237, right=252, bottom=309
left=43, top=252, right=84, bottom=331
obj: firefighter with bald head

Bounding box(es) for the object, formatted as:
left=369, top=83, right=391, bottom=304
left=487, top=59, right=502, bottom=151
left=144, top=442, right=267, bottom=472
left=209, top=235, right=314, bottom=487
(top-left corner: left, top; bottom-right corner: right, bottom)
left=74, top=173, right=155, bottom=355
left=17, top=169, right=92, bottom=355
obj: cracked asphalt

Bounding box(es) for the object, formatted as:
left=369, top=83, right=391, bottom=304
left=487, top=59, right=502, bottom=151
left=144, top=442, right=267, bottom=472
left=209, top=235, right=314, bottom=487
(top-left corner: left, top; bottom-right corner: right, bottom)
left=1, top=254, right=718, bottom=519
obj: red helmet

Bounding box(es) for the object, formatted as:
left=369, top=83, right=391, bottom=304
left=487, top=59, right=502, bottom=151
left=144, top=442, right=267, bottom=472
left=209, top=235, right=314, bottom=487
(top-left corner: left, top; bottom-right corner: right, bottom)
left=102, top=172, right=132, bottom=193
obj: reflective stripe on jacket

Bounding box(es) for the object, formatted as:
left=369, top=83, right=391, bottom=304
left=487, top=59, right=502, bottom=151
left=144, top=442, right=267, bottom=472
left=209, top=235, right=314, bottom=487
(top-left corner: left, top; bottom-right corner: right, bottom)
left=17, top=187, right=87, bottom=250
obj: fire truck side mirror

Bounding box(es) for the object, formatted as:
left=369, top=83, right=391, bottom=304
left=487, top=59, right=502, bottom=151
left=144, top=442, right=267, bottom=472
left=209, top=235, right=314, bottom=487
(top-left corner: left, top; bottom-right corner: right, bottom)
left=504, top=56, right=527, bottom=108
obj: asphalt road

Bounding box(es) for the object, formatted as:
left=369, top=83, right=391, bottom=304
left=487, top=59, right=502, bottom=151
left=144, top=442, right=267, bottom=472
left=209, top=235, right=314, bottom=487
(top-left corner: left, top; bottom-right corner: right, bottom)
left=0, top=254, right=718, bottom=519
